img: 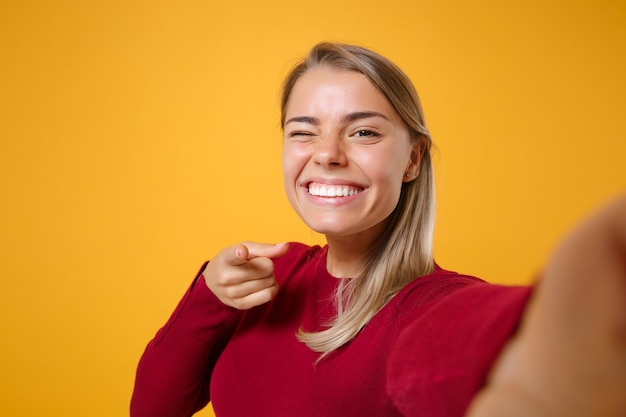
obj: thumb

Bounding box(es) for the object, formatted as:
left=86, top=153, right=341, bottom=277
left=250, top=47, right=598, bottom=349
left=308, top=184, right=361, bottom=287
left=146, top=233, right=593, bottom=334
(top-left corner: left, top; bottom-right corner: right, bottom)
left=225, top=243, right=251, bottom=266
left=244, top=242, right=290, bottom=260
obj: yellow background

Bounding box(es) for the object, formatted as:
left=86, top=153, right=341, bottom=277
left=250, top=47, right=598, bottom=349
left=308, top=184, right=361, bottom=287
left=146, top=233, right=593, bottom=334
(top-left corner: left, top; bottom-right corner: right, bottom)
left=1, top=0, right=624, bottom=416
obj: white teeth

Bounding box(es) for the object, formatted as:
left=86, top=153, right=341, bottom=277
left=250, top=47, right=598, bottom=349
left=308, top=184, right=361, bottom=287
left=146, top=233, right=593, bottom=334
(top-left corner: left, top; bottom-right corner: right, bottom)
left=308, top=183, right=362, bottom=197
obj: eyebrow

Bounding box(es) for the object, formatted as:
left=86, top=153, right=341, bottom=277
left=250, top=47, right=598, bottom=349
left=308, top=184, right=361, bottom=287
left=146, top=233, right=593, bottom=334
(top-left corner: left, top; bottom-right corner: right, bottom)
left=285, top=116, right=320, bottom=125
left=284, top=111, right=390, bottom=126
left=343, top=111, right=390, bottom=123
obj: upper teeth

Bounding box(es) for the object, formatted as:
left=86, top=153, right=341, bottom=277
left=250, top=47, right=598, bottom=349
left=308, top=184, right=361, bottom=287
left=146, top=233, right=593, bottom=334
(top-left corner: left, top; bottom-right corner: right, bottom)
left=308, top=183, right=362, bottom=197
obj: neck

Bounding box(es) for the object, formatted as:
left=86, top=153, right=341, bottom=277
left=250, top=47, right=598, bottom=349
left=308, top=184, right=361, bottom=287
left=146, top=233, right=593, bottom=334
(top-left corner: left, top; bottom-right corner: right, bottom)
left=325, top=227, right=383, bottom=278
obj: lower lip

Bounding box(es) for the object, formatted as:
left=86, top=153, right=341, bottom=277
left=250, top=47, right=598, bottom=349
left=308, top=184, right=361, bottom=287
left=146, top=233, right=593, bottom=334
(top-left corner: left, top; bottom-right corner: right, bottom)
left=302, top=186, right=366, bottom=206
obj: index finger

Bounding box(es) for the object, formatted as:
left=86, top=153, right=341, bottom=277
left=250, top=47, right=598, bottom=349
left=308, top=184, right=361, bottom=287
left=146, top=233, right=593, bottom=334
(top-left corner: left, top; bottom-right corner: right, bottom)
left=244, top=241, right=290, bottom=260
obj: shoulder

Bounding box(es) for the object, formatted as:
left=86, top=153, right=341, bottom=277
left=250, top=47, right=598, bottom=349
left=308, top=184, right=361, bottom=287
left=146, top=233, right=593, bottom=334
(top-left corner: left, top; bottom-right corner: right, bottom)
left=387, top=267, right=533, bottom=416
left=392, top=265, right=487, bottom=313
left=393, top=265, right=532, bottom=348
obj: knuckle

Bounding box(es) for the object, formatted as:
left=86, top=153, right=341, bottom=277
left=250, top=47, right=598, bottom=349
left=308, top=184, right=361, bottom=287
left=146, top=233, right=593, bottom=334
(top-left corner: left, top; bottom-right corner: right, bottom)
left=252, top=257, right=275, bottom=274
left=231, top=299, right=247, bottom=310
left=257, top=285, right=278, bottom=304
left=220, top=270, right=240, bottom=285
left=222, top=286, right=239, bottom=299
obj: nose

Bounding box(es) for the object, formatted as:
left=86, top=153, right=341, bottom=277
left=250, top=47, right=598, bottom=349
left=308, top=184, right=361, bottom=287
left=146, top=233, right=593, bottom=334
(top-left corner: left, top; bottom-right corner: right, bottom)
left=312, top=134, right=348, bottom=168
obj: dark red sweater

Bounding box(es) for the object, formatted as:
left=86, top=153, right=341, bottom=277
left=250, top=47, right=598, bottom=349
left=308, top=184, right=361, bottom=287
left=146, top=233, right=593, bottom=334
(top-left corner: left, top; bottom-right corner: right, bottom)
left=131, top=243, right=531, bottom=417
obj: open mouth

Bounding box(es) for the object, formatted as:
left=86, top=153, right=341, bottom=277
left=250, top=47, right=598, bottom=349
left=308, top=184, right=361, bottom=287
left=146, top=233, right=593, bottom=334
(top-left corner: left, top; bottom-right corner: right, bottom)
left=307, top=182, right=364, bottom=197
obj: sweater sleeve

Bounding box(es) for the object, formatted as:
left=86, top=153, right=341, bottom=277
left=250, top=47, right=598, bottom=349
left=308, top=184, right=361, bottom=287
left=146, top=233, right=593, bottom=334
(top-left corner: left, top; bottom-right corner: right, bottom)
left=130, top=263, right=243, bottom=417
left=387, top=283, right=533, bottom=417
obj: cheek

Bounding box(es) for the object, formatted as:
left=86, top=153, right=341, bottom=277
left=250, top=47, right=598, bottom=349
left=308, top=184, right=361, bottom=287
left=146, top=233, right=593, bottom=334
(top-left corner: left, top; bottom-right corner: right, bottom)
left=357, top=151, right=407, bottom=186
left=282, top=145, right=307, bottom=198
left=281, top=155, right=294, bottom=194
left=282, top=144, right=311, bottom=178
left=282, top=148, right=296, bottom=181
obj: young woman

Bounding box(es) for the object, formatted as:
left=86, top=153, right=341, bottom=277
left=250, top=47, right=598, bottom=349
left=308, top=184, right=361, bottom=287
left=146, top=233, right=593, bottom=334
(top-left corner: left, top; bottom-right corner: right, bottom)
left=131, top=42, right=626, bottom=417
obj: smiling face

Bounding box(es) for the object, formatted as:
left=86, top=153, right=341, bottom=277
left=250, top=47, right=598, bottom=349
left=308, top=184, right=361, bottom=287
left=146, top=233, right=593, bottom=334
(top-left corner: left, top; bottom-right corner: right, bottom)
left=282, top=67, right=420, bottom=248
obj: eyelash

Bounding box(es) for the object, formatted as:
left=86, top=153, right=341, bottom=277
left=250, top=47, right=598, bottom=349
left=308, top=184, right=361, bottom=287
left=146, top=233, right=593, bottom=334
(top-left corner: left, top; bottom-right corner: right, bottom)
left=288, top=131, right=314, bottom=137
left=286, top=129, right=381, bottom=139
left=353, top=129, right=380, bottom=137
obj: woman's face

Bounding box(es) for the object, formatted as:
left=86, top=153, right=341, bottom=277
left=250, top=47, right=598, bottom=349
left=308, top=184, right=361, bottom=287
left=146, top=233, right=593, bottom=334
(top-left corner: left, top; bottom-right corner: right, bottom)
left=282, top=67, right=420, bottom=245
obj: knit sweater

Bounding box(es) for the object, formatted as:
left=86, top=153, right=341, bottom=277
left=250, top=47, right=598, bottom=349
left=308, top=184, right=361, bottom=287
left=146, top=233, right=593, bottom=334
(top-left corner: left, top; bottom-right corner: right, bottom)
left=131, top=243, right=531, bottom=417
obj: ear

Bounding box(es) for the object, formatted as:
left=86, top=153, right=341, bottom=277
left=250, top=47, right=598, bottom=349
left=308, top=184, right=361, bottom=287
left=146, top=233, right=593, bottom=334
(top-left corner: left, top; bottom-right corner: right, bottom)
left=403, top=140, right=425, bottom=183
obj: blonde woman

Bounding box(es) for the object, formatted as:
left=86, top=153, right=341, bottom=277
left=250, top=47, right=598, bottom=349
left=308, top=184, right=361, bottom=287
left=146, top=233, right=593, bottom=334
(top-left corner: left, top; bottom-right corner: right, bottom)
left=131, top=42, right=625, bottom=417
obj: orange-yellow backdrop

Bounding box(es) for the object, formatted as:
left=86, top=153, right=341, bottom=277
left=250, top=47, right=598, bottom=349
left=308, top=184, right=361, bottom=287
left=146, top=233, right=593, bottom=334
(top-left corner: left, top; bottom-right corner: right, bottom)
left=1, top=0, right=624, bottom=416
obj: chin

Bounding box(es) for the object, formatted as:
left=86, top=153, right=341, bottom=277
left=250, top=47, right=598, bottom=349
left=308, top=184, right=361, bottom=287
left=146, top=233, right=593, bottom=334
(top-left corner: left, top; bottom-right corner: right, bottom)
left=302, top=220, right=354, bottom=236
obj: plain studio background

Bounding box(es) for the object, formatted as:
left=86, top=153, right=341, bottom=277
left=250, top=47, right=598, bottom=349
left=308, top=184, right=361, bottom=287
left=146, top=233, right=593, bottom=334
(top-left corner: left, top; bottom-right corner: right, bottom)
left=1, top=0, right=624, bottom=415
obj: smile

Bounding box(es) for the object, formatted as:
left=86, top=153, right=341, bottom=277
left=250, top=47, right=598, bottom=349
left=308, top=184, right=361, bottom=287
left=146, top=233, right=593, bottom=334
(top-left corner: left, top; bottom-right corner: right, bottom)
left=307, top=182, right=364, bottom=197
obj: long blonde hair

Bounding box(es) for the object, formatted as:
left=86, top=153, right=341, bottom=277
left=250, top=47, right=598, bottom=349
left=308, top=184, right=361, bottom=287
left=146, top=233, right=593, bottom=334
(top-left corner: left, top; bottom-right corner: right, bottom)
left=281, top=42, right=436, bottom=356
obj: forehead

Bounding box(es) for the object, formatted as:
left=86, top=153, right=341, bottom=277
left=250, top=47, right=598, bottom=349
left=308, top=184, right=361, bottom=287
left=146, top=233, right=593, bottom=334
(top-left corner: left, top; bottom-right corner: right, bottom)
left=285, top=67, right=398, bottom=119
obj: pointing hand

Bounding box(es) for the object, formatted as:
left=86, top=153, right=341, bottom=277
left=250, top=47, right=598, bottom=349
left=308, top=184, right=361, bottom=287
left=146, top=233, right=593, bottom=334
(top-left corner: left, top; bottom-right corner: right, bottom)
left=202, top=242, right=290, bottom=310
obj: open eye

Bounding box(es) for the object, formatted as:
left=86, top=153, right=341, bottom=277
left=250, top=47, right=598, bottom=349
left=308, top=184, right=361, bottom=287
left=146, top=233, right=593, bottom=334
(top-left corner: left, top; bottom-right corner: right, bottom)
left=354, top=129, right=379, bottom=137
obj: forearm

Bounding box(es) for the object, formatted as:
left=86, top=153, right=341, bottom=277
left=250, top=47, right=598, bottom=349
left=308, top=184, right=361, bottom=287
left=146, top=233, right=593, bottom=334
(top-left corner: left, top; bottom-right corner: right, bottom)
left=466, top=195, right=626, bottom=417
left=131, top=264, right=242, bottom=417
